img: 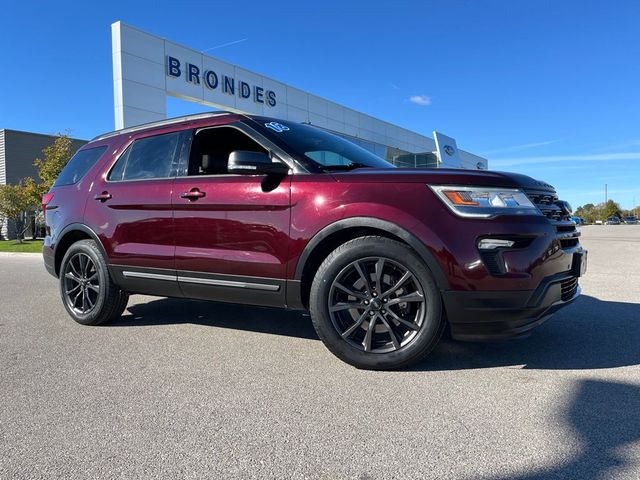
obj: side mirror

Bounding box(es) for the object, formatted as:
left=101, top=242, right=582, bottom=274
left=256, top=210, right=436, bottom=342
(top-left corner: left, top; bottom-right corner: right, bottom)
left=228, top=151, right=289, bottom=176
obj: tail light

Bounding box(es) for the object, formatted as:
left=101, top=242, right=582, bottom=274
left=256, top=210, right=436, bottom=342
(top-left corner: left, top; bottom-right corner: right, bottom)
left=42, top=192, right=55, bottom=222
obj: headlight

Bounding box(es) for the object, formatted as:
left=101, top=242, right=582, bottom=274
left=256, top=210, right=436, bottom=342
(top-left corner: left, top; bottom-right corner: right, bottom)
left=429, top=185, right=541, bottom=219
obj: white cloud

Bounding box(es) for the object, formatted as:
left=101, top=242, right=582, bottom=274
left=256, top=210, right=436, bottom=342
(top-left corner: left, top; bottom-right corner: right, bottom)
left=408, top=95, right=432, bottom=106
left=490, top=151, right=640, bottom=168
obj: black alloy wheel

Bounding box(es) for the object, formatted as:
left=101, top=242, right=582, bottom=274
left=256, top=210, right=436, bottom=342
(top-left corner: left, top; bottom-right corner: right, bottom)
left=59, top=239, right=129, bottom=326
left=63, top=252, right=100, bottom=315
left=328, top=257, right=426, bottom=353
left=310, top=236, right=444, bottom=370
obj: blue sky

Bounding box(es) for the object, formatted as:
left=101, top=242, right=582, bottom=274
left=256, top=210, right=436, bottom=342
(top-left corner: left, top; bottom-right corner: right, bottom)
left=1, top=1, right=639, bottom=209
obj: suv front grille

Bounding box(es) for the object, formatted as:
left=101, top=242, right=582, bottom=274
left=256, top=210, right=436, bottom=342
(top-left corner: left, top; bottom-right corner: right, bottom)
left=560, top=276, right=579, bottom=301
left=524, top=188, right=580, bottom=249
left=525, top=190, right=565, bottom=222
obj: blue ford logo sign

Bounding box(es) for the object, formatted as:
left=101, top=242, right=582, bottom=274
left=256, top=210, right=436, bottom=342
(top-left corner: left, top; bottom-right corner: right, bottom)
left=443, top=145, right=455, bottom=156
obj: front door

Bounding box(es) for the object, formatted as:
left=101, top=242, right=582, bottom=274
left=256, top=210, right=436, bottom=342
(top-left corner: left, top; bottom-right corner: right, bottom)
left=172, top=126, right=291, bottom=307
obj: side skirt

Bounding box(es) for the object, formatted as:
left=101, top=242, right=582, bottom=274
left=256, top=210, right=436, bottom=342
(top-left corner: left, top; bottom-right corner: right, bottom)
left=109, top=265, right=287, bottom=308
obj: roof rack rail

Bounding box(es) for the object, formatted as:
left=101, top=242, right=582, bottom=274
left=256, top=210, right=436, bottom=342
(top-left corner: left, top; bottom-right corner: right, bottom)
left=91, top=111, right=235, bottom=141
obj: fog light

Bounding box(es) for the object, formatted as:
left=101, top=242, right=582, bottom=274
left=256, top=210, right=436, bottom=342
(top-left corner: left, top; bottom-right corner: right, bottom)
left=478, top=239, right=515, bottom=250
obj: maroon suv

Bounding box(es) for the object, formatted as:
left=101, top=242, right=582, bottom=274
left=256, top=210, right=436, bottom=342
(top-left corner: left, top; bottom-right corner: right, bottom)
left=42, top=112, right=586, bottom=370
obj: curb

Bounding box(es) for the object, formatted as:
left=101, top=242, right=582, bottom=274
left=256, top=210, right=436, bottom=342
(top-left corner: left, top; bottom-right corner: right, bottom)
left=0, top=251, right=41, bottom=257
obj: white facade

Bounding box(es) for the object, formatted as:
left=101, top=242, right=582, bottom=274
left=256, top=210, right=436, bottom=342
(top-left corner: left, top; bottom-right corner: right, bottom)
left=111, top=21, right=488, bottom=169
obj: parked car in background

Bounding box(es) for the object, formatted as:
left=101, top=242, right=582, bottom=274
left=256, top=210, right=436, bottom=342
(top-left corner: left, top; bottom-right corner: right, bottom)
left=623, top=216, right=638, bottom=225
left=605, top=217, right=621, bottom=225
left=41, top=112, right=586, bottom=370
left=570, top=216, right=584, bottom=225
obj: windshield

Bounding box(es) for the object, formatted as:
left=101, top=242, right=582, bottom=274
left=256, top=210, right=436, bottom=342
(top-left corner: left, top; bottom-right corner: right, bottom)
left=247, top=117, right=395, bottom=172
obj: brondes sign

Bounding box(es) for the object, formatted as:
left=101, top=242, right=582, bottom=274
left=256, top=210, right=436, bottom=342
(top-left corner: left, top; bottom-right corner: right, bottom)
left=166, top=56, right=277, bottom=107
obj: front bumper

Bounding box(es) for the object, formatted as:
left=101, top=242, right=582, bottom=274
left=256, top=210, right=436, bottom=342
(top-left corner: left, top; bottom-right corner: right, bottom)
left=443, top=271, right=582, bottom=341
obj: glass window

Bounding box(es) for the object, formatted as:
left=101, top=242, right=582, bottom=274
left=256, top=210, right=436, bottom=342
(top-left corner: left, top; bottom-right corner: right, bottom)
left=187, top=126, right=268, bottom=176
left=108, top=132, right=182, bottom=181
left=374, top=144, right=387, bottom=158
left=108, top=148, right=128, bottom=181
left=54, top=146, right=107, bottom=186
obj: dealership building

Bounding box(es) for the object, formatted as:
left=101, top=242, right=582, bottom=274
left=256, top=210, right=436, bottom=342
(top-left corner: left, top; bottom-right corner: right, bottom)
left=112, top=22, right=488, bottom=171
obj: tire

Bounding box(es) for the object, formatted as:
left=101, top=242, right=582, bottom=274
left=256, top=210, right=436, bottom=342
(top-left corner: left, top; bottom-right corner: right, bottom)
left=309, top=236, right=444, bottom=370
left=59, top=239, right=129, bottom=325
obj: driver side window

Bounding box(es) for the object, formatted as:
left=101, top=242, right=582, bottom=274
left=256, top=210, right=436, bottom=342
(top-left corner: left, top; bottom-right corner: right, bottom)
left=188, top=126, right=268, bottom=176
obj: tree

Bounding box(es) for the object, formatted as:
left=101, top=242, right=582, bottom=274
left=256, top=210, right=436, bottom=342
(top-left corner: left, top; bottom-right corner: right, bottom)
left=601, top=199, right=622, bottom=220
left=575, top=200, right=624, bottom=223
left=0, top=183, right=38, bottom=242
left=575, top=203, right=598, bottom=223
left=33, top=132, right=73, bottom=198
left=21, top=176, right=43, bottom=216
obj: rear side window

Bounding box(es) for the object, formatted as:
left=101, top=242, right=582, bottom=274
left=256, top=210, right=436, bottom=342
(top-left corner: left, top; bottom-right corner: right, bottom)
left=54, top=146, right=107, bottom=186
left=108, top=131, right=183, bottom=182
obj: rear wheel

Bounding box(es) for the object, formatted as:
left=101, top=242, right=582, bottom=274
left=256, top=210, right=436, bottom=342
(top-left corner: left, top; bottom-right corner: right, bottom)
left=59, top=239, right=128, bottom=325
left=309, top=236, right=444, bottom=370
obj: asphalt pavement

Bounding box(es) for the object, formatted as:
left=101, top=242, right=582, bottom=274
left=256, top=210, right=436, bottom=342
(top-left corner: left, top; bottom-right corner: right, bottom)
left=1, top=225, right=639, bottom=479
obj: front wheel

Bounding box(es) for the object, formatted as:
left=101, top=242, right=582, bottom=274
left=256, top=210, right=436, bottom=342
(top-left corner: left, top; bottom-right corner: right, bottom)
left=59, top=239, right=129, bottom=325
left=309, top=236, right=444, bottom=370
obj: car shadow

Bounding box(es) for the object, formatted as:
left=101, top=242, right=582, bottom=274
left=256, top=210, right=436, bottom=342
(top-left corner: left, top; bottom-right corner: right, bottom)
left=110, top=297, right=319, bottom=341
left=108, top=295, right=640, bottom=370
left=465, top=378, right=640, bottom=480
left=415, top=295, right=640, bottom=371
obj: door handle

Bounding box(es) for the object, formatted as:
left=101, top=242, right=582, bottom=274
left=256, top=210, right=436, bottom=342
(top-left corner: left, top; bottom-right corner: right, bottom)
left=94, top=191, right=112, bottom=202
left=180, top=188, right=206, bottom=201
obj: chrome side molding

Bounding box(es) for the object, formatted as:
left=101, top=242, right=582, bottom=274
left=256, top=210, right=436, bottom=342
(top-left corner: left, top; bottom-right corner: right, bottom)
left=121, top=270, right=279, bottom=291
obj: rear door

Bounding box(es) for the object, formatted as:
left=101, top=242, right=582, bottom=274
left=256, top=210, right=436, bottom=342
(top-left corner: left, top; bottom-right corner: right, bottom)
left=85, top=129, right=190, bottom=297
left=172, top=125, right=291, bottom=307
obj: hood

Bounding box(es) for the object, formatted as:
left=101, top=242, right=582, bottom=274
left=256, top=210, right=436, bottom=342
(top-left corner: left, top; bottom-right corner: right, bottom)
left=330, top=168, right=556, bottom=193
